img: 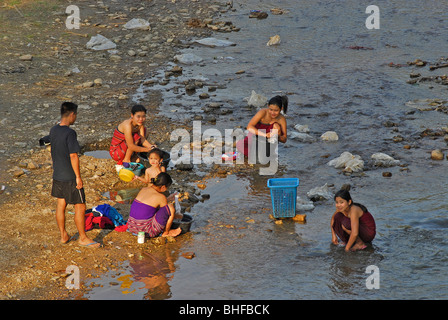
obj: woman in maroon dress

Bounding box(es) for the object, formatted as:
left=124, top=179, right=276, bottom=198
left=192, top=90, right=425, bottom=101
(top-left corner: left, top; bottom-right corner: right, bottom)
left=331, top=189, right=376, bottom=251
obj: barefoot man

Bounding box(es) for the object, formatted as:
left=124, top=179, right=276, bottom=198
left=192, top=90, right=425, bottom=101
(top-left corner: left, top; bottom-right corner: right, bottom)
left=50, top=102, right=100, bottom=248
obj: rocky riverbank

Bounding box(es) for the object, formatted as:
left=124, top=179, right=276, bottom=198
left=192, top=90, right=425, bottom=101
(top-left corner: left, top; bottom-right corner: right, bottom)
left=0, top=0, right=241, bottom=300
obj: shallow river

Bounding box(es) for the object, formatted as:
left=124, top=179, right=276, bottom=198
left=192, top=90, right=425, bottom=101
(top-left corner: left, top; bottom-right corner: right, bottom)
left=83, top=0, right=448, bottom=299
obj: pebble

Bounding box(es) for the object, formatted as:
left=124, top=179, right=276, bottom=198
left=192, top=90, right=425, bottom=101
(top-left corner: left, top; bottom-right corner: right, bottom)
left=19, top=54, right=33, bottom=61
left=431, top=149, right=444, bottom=160
left=292, top=214, right=306, bottom=223
left=181, top=252, right=195, bottom=259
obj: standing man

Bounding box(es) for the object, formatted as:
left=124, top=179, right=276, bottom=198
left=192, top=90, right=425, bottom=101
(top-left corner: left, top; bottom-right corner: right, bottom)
left=50, top=102, right=100, bottom=248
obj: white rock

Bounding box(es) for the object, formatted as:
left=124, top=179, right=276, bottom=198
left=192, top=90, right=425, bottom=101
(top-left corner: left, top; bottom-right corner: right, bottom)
left=320, top=131, right=339, bottom=141
left=123, top=18, right=151, bottom=30
left=266, top=35, right=281, bottom=46
left=244, top=90, right=267, bottom=108
left=294, top=124, right=310, bottom=133
left=296, top=196, right=315, bottom=211
left=194, top=37, right=235, bottom=47
left=289, top=132, right=316, bottom=143
left=307, top=183, right=333, bottom=201
left=328, top=151, right=364, bottom=173
left=174, top=53, right=203, bottom=65
left=371, top=153, right=400, bottom=167
left=86, top=34, right=116, bottom=51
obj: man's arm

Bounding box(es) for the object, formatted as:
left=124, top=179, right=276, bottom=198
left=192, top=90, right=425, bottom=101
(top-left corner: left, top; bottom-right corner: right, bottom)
left=70, top=153, right=83, bottom=189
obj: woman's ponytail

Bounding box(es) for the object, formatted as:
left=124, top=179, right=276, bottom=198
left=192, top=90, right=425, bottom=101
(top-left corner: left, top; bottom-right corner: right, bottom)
left=151, top=172, right=172, bottom=188
left=268, top=95, right=288, bottom=114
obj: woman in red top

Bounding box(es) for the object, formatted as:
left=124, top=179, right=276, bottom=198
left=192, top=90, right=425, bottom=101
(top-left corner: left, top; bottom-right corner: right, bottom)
left=110, top=105, right=156, bottom=164
left=331, top=189, right=376, bottom=251
left=237, top=95, right=288, bottom=157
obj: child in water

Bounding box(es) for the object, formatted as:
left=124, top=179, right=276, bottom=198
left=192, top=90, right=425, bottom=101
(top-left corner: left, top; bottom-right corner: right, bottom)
left=134, top=148, right=166, bottom=185
left=330, top=189, right=376, bottom=252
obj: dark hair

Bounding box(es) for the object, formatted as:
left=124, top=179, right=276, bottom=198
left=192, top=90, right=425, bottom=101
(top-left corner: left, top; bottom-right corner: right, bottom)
left=268, top=95, right=288, bottom=114
left=334, top=189, right=367, bottom=213
left=150, top=172, right=172, bottom=188
left=148, top=148, right=164, bottom=159
left=61, top=102, right=78, bottom=117
left=131, top=104, right=147, bottom=115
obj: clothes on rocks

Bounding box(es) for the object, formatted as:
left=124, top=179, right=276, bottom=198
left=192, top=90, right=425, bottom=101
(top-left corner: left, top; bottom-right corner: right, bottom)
left=92, top=203, right=127, bottom=227
left=84, top=212, right=114, bottom=231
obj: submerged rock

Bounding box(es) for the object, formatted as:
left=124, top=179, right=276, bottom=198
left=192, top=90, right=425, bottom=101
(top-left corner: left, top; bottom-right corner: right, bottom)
left=289, top=132, right=315, bottom=143
left=307, top=183, right=333, bottom=202
left=327, top=151, right=364, bottom=173
left=266, top=35, right=281, bottom=46
left=320, top=131, right=339, bottom=142
left=371, top=153, right=400, bottom=167
left=431, top=149, right=444, bottom=160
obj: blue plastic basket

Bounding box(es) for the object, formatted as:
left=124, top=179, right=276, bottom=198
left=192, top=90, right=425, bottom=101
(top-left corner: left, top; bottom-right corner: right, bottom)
left=267, top=178, right=300, bottom=218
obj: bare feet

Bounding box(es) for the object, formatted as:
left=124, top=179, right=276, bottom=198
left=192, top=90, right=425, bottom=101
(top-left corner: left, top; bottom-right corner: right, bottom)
left=162, top=227, right=182, bottom=237
left=350, top=241, right=367, bottom=251
left=60, top=231, right=71, bottom=244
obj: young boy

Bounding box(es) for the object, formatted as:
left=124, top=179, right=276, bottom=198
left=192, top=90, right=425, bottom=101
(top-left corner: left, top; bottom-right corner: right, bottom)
left=109, top=104, right=157, bottom=165
left=50, top=102, right=100, bottom=248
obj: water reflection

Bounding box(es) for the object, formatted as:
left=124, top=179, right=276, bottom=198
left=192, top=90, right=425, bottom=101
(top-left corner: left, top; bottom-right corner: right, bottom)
left=129, top=248, right=180, bottom=300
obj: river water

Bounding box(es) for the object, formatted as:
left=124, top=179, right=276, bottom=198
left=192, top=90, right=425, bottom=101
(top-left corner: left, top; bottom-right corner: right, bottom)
left=83, top=0, right=448, bottom=300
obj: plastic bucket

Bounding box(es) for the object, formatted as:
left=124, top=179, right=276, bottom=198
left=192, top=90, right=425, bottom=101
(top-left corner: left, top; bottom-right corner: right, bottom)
left=171, top=214, right=194, bottom=234
left=119, top=168, right=135, bottom=182
left=119, top=162, right=145, bottom=182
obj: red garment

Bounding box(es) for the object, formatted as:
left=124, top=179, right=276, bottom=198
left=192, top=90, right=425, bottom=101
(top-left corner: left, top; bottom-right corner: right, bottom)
left=332, top=211, right=376, bottom=243
left=85, top=213, right=114, bottom=231
left=109, top=127, right=146, bottom=164
left=236, top=122, right=281, bottom=157
left=114, top=223, right=128, bottom=232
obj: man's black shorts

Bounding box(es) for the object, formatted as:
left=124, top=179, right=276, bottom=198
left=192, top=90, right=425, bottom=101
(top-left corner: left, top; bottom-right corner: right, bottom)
left=51, top=180, right=86, bottom=204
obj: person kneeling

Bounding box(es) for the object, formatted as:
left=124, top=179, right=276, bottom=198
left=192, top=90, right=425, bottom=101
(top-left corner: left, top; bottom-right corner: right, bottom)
left=128, top=172, right=182, bottom=238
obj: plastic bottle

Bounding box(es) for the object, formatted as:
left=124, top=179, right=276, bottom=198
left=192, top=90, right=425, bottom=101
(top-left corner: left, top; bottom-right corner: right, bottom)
left=175, top=194, right=182, bottom=216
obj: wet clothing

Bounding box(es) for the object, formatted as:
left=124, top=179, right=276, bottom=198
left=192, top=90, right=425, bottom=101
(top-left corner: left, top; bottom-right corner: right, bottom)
left=109, top=127, right=146, bottom=164
left=50, top=124, right=80, bottom=181
left=127, top=199, right=171, bottom=237
left=236, top=122, right=281, bottom=158
left=51, top=179, right=86, bottom=204
left=332, top=210, right=376, bottom=244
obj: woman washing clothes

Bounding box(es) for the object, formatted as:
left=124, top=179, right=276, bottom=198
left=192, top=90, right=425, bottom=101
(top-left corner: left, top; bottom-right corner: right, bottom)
left=236, top=95, right=288, bottom=158
left=331, top=189, right=376, bottom=252
left=109, top=104, right=157, bottom=165
left=127, top=172, right=182, bottom=238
